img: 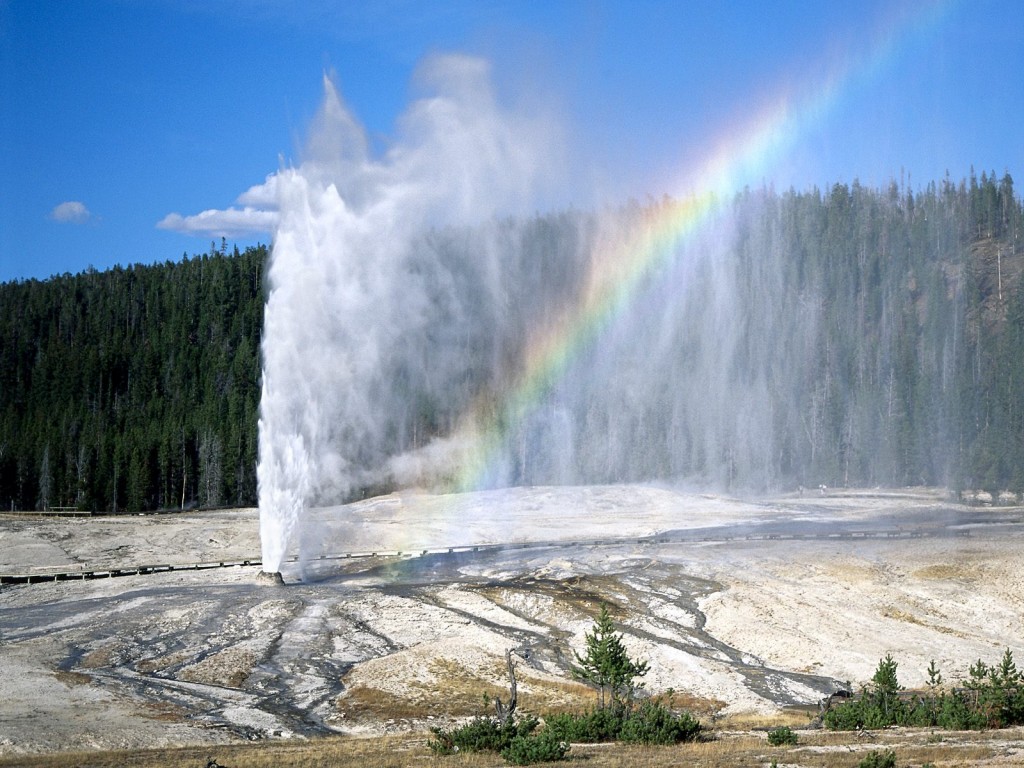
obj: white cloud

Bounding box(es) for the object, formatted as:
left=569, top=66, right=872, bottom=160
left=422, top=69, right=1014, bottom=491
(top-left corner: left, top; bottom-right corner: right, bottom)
left=50, top=201, right=92, bottom=224
left=156, top=206, right=279, bottom=237
left=157, top=173, right=281, bottom=237
left=236, top=173, right=281, bottom=208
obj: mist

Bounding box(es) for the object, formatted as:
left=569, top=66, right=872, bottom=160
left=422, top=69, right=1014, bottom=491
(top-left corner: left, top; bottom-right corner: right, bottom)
left=257, top=55, right=566, bottom=571
left=258, top=55, right=1001, bottom=573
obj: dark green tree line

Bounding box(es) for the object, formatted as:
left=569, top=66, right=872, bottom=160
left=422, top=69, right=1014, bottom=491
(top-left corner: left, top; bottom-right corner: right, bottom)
left=2, top=169, right=1023, bottom=512
left=0, top=244, right=265, bottom=512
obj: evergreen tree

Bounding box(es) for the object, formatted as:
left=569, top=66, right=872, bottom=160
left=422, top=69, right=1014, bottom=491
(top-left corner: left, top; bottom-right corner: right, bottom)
left=37, top=444, right=52, bottom=511
left=571, top=604, right=649, bottom=710
left=871, top=653, right=902, bottom=722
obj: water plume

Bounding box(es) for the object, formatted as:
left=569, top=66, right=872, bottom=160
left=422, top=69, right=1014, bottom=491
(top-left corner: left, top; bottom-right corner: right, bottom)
left=258, top=2, right=957, bottom=571
left=258, top=62, right=807, bottom=573
left=257, top=56, right=558, bottom=572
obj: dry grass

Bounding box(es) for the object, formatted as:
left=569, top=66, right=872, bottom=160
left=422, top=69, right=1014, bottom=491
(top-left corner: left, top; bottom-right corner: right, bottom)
left=53, top=669, right=92, bottom=687
left=714, top=706, right=815, bottom=730
left=137, top=701, right=192, bottom=723
left=340, top=683, right=463, bottom=720
left=519, top=679, right=596, bottom=713
left=136, top=649, right=193, bottom=674
left=880, top=605, right=926, bottom=625
left=179, top=648, right=258, bottom=688
left=80, top=642, right=119, bottom=669
left=878, top=604, right=968, bottom=640
left=477, top=575, right=631, bottom=621
left=0, top=735, right=430, bottom=768
left=338, top=655, right=512, bottom=721
left=4, top=727, right=1023, bottom=768
left=913, top=562, right=985, bottom=582
left=338, top=649, right=730, bottom=728
left=339, top=659, right=596, bottom=722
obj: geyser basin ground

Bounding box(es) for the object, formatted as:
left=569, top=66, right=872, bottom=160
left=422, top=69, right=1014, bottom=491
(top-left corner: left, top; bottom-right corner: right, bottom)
left=1, top=487, right=1022, bottom=754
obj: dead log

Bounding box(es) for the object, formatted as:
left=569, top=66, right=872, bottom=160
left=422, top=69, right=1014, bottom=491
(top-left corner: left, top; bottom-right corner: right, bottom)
left=494, top=648, right=518, bottom=726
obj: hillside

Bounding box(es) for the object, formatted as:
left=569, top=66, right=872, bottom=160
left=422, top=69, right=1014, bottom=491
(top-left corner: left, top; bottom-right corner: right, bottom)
left=1, top=171, right=1022, bottom=512
left=0, top=246, right=265, bottom=512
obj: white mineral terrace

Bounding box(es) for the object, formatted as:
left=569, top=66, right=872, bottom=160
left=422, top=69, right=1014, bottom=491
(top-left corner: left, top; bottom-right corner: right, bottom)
left=1, top=485, right=1021, bottom=754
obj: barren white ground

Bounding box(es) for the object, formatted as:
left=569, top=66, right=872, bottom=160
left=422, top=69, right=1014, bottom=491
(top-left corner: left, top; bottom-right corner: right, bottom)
left=1, top=486, right=1021, bottom=755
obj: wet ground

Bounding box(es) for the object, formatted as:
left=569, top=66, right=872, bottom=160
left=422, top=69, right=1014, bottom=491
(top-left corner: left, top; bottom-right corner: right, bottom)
left=1, top=486, right=1021, bottom=753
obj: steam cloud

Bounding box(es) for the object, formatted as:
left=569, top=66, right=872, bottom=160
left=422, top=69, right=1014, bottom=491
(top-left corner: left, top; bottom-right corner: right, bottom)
left=259, top=55, right=799, bottom=574
left=257, top=55, right=560, bottom=571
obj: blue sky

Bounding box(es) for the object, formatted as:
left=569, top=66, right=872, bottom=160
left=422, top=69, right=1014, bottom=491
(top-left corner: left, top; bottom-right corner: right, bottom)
left=1, top=0, right=1022, bottom=282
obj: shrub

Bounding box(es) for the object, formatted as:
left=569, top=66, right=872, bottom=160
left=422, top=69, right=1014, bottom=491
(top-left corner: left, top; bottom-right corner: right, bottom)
left=935, top=690, right=987, bottom=730
left=827, top=651, right=1024, bottom=733
left=857, top=749, right=897, bottom=768
left=766, top=725, right=798, bottom=746
left=541, top=701, right=702, bottom=746
left=618, top=700, right=702, bottom=745
left=824, top=656, right=909, bottom=730
left=501, top=731, right=570, bottom=765
left=824, top=695, right=869, bottom=730
left=428, top=715, right=539, bottom=755
left=542, top=707, right=625, bottom=743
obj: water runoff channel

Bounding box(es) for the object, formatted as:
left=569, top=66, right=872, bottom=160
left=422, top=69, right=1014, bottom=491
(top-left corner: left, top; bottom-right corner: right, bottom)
left=1, top=503, right=1014, bottom=738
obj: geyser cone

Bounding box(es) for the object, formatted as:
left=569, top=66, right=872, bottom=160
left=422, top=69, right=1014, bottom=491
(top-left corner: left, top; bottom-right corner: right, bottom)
left=256, top=570, right=286, bottom=586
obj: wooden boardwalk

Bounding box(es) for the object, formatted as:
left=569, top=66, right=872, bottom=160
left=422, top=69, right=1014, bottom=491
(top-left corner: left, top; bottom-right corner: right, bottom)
left=2, top=508, right=93, bottom=518
left=0, top=559, right=261, bottom=585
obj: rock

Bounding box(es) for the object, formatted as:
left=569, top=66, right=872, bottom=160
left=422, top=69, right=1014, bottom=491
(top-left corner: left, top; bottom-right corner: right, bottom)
left=256, top=571, right=285, bottom=586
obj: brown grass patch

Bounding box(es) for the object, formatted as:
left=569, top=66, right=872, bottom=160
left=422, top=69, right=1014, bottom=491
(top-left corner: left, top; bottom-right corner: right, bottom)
left=136, top=649, right=193, bottom=674
left=2, top=727, right=1024, bottom=768
left=823, top=562, right=881, bottom=584
left=914, top=562, right=982, bottom=581
left=80, top=642, right=119, bottom=669
left=179, top=649, right=257, bottom=688
left=338, top=657, right=594, bottom=721
left=516, top=676, right=593, bottom=713
left=53, top=670, right=91, bottom=687
left=338, top=647, right=728, bottom=726
left=337, top=684, right=432, bottom=720
left=138, top=701, right=190, bottom=723
left=415, top=657, right=509, bottom=715
left=478, top=574, right=634, bottom=620
left=880, top=605, right=925, bottom=625
left=715, top=707, right=814, bottom=730
left=338, top=649, right=611, bottom=723
left=664, top=691, right=728, bottom=719
left=878, top=604, right=969, bottom=639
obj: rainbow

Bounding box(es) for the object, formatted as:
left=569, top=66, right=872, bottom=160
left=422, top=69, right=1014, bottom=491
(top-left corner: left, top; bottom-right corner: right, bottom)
left=445, top=0, right=955, bottom=495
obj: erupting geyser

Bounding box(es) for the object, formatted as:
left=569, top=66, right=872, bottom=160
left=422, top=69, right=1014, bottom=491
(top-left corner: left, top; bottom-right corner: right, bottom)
left=256, top=56, right=811, bottom=572
left=257, top=51, right=968, bottom=574
left=257, top=55, right=559, bottom=571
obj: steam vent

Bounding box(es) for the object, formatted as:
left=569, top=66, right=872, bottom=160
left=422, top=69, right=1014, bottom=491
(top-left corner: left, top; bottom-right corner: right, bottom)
left=256, top=570, right=286, bottom=586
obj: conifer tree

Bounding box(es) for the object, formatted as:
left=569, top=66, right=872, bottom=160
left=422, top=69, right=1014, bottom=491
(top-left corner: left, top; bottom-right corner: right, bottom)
left=871, top=653, right=901, bottom=722
left=571, top=604, right=649, bottom=710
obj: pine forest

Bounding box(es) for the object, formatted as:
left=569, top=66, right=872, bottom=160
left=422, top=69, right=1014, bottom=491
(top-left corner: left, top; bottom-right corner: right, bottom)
left=1, top=170, right=1021, bottom=512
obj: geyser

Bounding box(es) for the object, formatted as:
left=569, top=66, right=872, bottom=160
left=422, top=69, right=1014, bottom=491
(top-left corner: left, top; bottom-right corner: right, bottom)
left=257, top=56, right=806, bottom=571
left=258, top=53, right=971, bottom=573
left=257, top=55, right=559, bottom=572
